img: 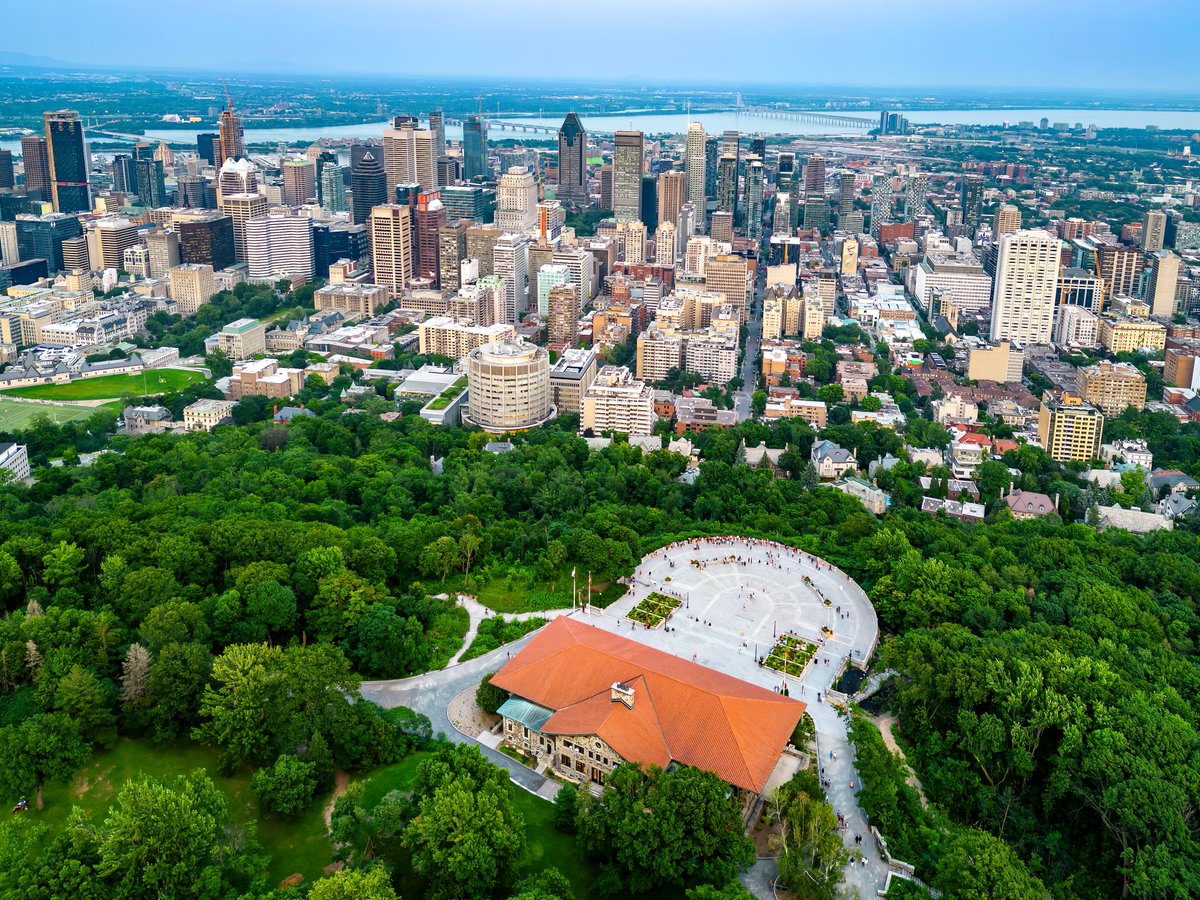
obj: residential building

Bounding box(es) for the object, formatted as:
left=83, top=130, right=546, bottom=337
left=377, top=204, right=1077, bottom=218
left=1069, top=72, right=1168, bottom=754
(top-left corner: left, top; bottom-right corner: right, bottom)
left=835, top=476, right=889, bottom=515
left=675, top=395, right=737, bottom=433
left=911, top=249, right=992, bottom=315
left=580, top=365, right=654, bottom=435
left=1003, top=489, right=1058, bottom=520
left=1100, top=438, right=1153, bottom=469
left=869, top=175, right=890, bottom=238
left=320, top=161, right=347, bottom=213
left=1095, top=505, right=1173, bottom=535
left=1098, top=315, right=1166, bottom=354
left=494, top=232, right=531, bottom=323
left=635, top=323, right=683, bottom=382
left=966, top=340, right=1023, bottom=383
left=218, top=317, right=267, bottom=360
left=657, top=170, right=685, bottom=230
left=1165, top=340, right=1200, bottom=389
left=993, top=203, right=1021, bottom=236
left=314, top=282, right=388, bottom=319
left=1145, top=251, right=1182, bottom=318
left=990, top=229, right=1060, bottom=345
left=1056, top=268, right=1105, bottom=314
left=549, top=347, right=599, bottom=415
left=464, top=336, right=554, bottom=432
left=744, top=156, right=765, bottom=239
left=1142, top=209, right=1167, bottom=252
left=281, top=158, right=317, bottom=207
left=490, top=617, right=804, bottom=797
left=168, top=263, right=215, bottom=315
left=705, top=254, right=752, bottom=310
left=1038, top=390, right=1104, bottom=462
left=685, top=123, right=706, bottom=234
left=684, top=329, right=738, bottom=385
left=89, top=217, right=139, bottom=270
left=811, top=440, right=857, bottom=479
left=1076, top=360, right=1146, bottom=416
left=547, top=284, right=579, bottom=346
left=145, top=228, right=181, bottom=277
left=418, top=316, right=514, bottom=358
left=1054, top=304, right=1100, bottom=349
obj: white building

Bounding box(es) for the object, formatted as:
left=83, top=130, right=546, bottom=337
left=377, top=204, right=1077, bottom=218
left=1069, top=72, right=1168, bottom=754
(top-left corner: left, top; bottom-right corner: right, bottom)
left=183, top=398, right=236, bottom=432
left=580, top=365, right=655, bottom=436
left=910, top=249, right=992, bottom=316
left=990, top=229, right=1060, bottom=346
left=685, top=123, right=706, bottom=235
left=1054, top=304, right=1100, bottom=349
left=536, top=264, right=571, bottom=318
left=552, top=246, right=594, bottom=305
left=0, top=443, right=30, bottom=482
left=245, top=212, right=314, bottom=283
left=382, top=122, right=436, bottom=195
left=495, top=167, right=538, bottom=234
left=493, top=233, right=531, bottom=324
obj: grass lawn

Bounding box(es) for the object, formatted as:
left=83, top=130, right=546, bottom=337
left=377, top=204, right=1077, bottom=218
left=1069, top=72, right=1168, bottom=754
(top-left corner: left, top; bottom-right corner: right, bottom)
left=0, top=398, right=100, bottom=430
left=0, top=369, right=206, bottom=401
left=36, top=738, right=333, bottom=886
left=263, top=304, right=314, bottom=325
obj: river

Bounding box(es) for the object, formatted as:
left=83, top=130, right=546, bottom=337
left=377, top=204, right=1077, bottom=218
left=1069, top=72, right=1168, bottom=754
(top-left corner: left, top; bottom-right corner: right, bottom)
left=3, top=107, right=1198, bottom=159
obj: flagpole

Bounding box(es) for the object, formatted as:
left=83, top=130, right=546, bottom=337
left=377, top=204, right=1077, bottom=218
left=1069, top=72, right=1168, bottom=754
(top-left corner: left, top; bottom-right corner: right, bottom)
left=572, top=567, right=577, bottom=612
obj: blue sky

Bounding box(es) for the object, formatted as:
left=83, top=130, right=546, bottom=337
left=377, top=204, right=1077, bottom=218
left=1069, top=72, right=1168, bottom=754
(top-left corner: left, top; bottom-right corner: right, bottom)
left=5, top=0, right=1199, bottom=90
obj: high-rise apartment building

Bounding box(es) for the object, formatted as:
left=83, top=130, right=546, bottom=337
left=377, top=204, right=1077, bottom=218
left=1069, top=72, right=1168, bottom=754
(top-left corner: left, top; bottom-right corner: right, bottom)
left=612, top=131, right=644, bottom=223
left=640, top=175, right=657, bottom=233
left=556, top=112, right=587, bottom=207
left=428, top=109, right=445, bottom=157
left=169, top=263, right=216, bottom=315
left=904, top=173, right=928, bottom=223
left=1076, top=360, right=1146, bottom=416
left=685, top=123, right=706, bottom=234
left=245, top=211, right=314, bottom=282
left=1145, top=250, right=1182, bottom=317
left=552, top=246, right=594, bottom=307
left=715, top=155, right=738, bottom=226
left=281, top=158, right=317, bottom=207
left=547, top=284, right=580, bottom=346
left=869, top=175, right=891, bottom=239
left=990, top=229, right=1060, bottom=345
left=44, top=111, right=89, bottom=213
left=20, top=135, right=51, bottom=199
left=466, top=224, right=503, bottom=277
left=580, top=365, right=655, bottom=436
left=744, top=156, right=764, bottom=240
left=657, top=170, right=685, bottom=230
left=464, top=336, right=553, bottom=432
left=493, top=232, right=531, bottom=323
left=350, top=152, right=387, bottom=227
left=993, top=203, right=1021, bottom=237
left=145, top=228, right=181, bottom=277
left=706, top=254, right=752, bottom=311
left=838, top=173, right=856, bottom=219
left=1142, top=209, right=1167, bottom=252
left=463, top=114, right=489, bottom=182
left=803, top=154, right=825, bottom=196
left=704, top=137, right=718, bottom=199
left=495, top=167, right=538, bottom=233
left=110, top=154, right=135, bottom=194
left=320, top=162, right=347, bottom=213
left=438, top=220, right=468, bottom=292
left=536, top=263, right=570, bottom=317
left=1037, top=390, right=1104, bottom=462
left=960, top=174, right=984, bottom=234
left=655, top=222, right=677, bottom=265
left=369, top=204, right=413, bottom=296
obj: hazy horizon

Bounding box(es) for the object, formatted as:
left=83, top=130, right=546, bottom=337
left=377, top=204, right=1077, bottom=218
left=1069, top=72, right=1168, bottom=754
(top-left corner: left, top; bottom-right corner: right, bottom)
left=2, top=0, right=1197, bottom=91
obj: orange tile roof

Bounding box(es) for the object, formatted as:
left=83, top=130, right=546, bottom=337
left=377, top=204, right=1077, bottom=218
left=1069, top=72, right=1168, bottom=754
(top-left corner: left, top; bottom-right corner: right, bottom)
left=490, top=617, right=805, bottom=793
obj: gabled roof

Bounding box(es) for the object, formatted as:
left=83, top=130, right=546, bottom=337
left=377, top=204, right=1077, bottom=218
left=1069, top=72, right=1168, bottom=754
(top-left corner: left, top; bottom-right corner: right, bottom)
left=490, top=618, right=804, bottom=794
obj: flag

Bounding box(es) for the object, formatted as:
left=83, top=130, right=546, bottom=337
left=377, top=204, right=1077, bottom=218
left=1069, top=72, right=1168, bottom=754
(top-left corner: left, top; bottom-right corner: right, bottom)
left=571, top=567, right=576, bottom=578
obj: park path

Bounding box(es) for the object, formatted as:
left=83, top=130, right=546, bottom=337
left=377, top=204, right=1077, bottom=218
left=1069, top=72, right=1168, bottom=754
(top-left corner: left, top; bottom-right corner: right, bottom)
left=875, top=713, right=929, bottom=808
left=440, top=594, right=573, bottom=667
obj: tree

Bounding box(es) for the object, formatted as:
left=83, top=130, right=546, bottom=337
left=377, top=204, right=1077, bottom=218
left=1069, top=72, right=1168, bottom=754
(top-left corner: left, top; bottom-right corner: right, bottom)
left=143, top=641, right=211, bottom=744
left=934, top=827, right=1049, bottom=899
left=553, top=782, right=579, bottom=833
left=96, top=771, right=228, bottom=897
left=576, top=763, right=754, bottom=894
left=119, top=642, right=152, bottom=705
left=42, top=541, right=86, bottom=592
left=0, top=713, right=90, bottom=809
left=420, top=535, right=461, bottom=583
left=751, top=390, right=767, bottom=418
left=54, top=664, right=117, bottom=749
left=405, top=743, right=527, bottom=899
left=193, top=643, right=284, bottom=769
left=686, top=882, right=755, bottom=899
left=509, top=868, right=576, bottom=900
left=477, top=672, right=509, bottom=715
left=204, top=349, right=233, bottom=379
left=251, top=754, right=318, bottom=816
left=309, top=866, right=398, bottom=900
left=774, top=774, right=848, bottom=900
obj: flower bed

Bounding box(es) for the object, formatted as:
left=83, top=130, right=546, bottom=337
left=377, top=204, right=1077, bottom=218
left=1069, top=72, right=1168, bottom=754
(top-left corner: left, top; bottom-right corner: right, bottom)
left=764, top=634, right=817, bottom=677
left=626, top=591, right=681, bottom=629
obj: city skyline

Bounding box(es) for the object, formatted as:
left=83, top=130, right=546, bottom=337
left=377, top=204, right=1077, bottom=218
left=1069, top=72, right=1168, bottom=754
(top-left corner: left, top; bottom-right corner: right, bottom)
left=2, top=0, right=1199, bottom=90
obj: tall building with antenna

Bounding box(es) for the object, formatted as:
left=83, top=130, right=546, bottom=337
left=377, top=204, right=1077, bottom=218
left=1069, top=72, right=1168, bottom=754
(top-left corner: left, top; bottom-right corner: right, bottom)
left=217, top=83, right=245, bottom=166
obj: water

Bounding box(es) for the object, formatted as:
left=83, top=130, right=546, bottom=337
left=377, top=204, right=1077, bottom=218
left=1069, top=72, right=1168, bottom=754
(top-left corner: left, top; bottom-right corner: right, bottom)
left=4, top=106, right=1199, bottom=159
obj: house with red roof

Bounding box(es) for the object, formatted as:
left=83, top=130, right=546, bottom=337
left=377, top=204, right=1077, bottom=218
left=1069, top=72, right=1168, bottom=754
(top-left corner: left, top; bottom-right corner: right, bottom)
left=489, top=617, right=805, bottom=803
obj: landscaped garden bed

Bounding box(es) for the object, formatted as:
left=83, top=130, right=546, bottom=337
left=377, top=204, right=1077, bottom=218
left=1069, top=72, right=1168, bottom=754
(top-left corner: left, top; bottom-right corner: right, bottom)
left=625, top=591, right=681, bottom=628
left=764, top=634, right=818, bottom=677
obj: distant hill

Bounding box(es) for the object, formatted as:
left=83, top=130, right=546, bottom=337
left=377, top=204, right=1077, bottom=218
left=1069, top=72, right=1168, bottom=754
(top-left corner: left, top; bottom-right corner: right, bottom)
left=0, top=50, right=70, bottom=68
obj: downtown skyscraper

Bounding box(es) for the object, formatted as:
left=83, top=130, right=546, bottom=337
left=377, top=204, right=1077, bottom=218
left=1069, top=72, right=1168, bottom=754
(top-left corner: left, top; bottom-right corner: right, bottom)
left=612, top=131, right=644, bottom=223
left=217, top=97, right=245, bottom=166
left=463, top=114, right=489, bottom=182
left=43, top=110, right=89, bottom=213
left=556, top=112, right=588, bottom=207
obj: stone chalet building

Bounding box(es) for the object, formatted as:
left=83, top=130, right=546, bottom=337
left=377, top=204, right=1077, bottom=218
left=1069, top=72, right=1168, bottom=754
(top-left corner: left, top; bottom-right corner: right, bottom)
left=490, top=618, right=804, bottom=807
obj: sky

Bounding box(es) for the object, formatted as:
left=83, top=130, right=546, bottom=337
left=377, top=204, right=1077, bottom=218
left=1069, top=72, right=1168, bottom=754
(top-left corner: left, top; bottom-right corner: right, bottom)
left=5, top=0, right=1200, bottom=91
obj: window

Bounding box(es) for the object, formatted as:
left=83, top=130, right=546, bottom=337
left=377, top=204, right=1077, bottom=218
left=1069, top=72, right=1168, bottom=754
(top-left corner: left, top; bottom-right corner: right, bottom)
left=561, top=754, right=570, bottom=766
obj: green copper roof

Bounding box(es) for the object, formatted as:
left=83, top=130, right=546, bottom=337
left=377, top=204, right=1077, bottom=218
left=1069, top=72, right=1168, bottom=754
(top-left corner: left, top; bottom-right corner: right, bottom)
left=497, top=697, right=554, bottom=733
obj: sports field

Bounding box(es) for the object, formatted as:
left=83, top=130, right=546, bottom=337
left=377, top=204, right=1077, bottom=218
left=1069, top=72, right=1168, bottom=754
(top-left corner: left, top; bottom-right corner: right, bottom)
left=0, top=369, right=205, bottom=401
left=0, top=398, right=104, bottom=430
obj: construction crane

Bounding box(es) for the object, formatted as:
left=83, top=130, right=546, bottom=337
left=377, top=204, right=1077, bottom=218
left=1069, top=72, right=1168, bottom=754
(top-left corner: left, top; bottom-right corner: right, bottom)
left=223, top=77, right=234, bottom=113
